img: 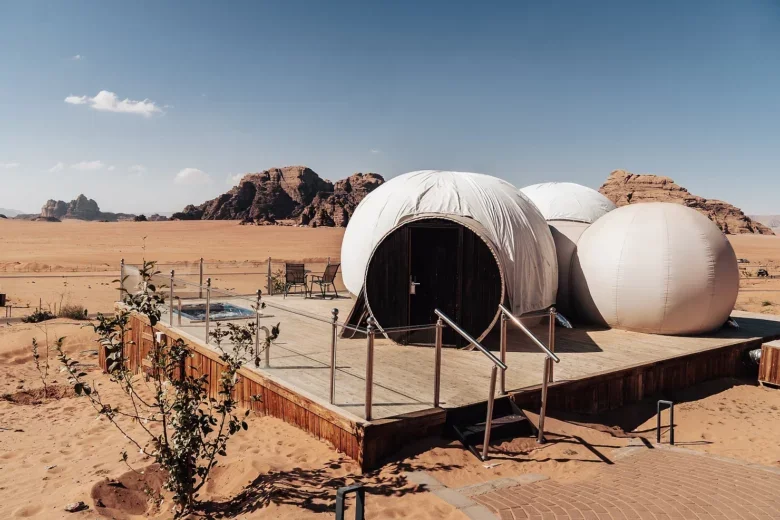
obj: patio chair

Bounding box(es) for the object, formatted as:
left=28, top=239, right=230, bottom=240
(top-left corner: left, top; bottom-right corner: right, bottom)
left=284, top=263, right=308, bottom=297
left=309, top=263, right=340, bottom=299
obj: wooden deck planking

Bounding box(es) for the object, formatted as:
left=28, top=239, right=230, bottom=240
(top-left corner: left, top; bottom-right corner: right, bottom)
left=159, top=295, right=780, bottom=422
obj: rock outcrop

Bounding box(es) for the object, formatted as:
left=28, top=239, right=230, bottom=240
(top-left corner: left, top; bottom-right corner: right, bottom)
left=599, top=170, right=774, bottom=235
left=39, top=195, right=135, bottom=222
left=173, top=166, right=384, bottom=227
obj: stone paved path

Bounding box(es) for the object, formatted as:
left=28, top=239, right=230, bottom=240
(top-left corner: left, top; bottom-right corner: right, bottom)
left=472, top=448, right=780, bottom=519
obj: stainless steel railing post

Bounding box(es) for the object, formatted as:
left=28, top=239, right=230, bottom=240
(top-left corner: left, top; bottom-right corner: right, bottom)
left=434, top=317, right=443, bottom=408
left=254, top=289, right=263, bottom=367
left=330, top=308, right=339, bottom=404
left=267, top=256, right=272, bottom=296
left=119, top=258, right=125, bottom=301
left=500, top=313, right=508, bottom=395
left=548, top=307, right=556, bottom=383
left=538, top=357, right=550, bottom=444
left=482, top=365, right=498, bottom=461
left=365, top=316, right=375, bottom=421
left=169, top=270, right=175, bottom=327
left=176, top=297, right=182, bottom=326
left=205, top=278, right=211, bottom=345
left=199, top=258, right=204, bottom=298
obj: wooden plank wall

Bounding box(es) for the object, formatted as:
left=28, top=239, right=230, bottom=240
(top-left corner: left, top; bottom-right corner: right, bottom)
left=96, top=312, right=439, bottom=471
left=759, top=341, right=780, bottom=386
left=512, top=338, right=764, bottom=414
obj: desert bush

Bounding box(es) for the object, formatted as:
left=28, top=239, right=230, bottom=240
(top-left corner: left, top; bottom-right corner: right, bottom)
left=22, top=309, right=56, bottom=323
left=269, top=268, right=286, bottom=294
left=57, top=260, right=276, bottom=516
left=134, top=214, right=148, bottom=222
left=58, top=303, right=88, bottom=320
left=761, top=300, right=774, bottom=307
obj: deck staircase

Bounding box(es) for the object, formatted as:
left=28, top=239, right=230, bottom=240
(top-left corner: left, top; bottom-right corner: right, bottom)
left=447, top=397, right=537, bottom=461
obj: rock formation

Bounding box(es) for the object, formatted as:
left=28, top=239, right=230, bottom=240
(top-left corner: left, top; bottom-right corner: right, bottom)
left=39, top=195, right=135, bottom=222
left=599, top=170, right=774, bottom=235
left=173, top=166, right=384, bottom=227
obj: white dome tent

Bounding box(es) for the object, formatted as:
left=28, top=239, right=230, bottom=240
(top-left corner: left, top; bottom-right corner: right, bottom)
left=341, top=170, right=558, bottom=344
left=520, top=182, right=616, bottom=224
left=520, top=182, right=617, bottom=316
left=572, top=202, right=740, bottom=335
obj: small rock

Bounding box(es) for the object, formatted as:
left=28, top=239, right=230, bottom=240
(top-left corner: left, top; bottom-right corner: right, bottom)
left=45, top=464, right=57, bottom=470
left=95, top=498, right=105, bottom=508
left=64, top=501, right=88, bottom=513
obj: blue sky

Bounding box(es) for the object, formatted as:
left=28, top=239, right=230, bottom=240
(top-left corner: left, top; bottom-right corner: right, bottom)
left=1, top=1, right=778, bottom=214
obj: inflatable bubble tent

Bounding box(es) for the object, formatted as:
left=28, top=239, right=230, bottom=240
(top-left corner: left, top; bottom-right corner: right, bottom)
left=341, top=170, right=558, bottom=342
left=572, top=202, right=739, bottom=335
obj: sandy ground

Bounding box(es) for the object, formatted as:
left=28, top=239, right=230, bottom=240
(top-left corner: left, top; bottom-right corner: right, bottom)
left=0, top=320, right=629, bottom=519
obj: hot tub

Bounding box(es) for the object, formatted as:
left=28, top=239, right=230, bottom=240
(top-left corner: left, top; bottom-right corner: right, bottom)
left=176, top=303, right=254, bottom=322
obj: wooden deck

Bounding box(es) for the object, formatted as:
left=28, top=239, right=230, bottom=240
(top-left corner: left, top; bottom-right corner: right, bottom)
left=113, top=295, right=780, bottom=470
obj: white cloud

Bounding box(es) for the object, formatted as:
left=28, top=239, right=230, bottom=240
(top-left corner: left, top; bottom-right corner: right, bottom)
left=129, top=164, right=146, bottom=175
left=71, top=160, right=104, bottom=171
left=370, top=149, right=381, bottom=154
left=107, top=165, right=116, bottom=171
left=0, top=162, right=20, bottom=169
left=64, top=90, right=163, bottom=117
left=175, top=168, right=210, bottom=185
left=71, top=54, right=84, bottom=61
left=227, top=173, right=244, bottom=186
left=48, top=162, right=65, bottom=173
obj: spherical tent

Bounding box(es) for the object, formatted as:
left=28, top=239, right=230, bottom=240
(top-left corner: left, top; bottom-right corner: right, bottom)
left=341, top=170, right=557, bottom=342
left=520, top=182, right=616, bottom=224
left=520, top=182, right=617, bottom=316
left=572, top=203, right=739, bottom=335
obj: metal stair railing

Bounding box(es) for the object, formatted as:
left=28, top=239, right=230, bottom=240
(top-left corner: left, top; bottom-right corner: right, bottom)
left=434, top=309, right=507, bottom=462
left=498, top=304, right=560, bottom=443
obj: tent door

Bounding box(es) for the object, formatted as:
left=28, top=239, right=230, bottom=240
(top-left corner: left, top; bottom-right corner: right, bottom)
left=408, top=224, right=462, bottom=345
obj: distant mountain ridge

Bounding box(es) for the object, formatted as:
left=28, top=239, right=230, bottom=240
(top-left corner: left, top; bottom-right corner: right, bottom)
left=600, top=170, right=774, bottom=235
left=173, top=166, right=384, bottom=227
left=0, top=208, right=23, bottom=217
left=750, top=215, right=780, bottom=234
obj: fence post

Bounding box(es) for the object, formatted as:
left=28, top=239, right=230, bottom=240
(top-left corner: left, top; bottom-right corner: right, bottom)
left=330, top=308, right=339, bottom=404
left=169, top=270, right=175, bottom=327
left=548, top=307, right=556, bottom=383
left=199, top=258, right=204, bottom=298
left=500, top=313, right=508, bottom=395
left=434, top=317, right=443, bottom=407
left=365, top=316, right=375, bottom=421
left=267, top=257, right=272, bottom=296
left=205, top=278, right=211, bottom=345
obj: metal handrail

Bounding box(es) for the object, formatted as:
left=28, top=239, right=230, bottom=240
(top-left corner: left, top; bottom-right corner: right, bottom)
left=434, top=309, right=505, bottom=462
left=498, top=304, right=560, bottom=362
left=434, top=309, right=507, bottom=370
left=498, top=303, right=559, bottom=443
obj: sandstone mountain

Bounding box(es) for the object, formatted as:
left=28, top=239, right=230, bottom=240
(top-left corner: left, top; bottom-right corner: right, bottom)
left=39, top=194, right=135, bottom=222
left=172, top=166, right=384, bottom=227
left=750, top=215, right=780, bottom=234
left=599, top=170, right=774, bottom=235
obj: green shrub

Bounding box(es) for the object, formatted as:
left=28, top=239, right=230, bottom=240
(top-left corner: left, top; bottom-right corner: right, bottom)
left=22, top=309, right=56, bottom=323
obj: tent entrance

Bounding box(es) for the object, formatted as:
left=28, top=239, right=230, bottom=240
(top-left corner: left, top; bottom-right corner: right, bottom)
left=364, top=217, right=503, bottom=347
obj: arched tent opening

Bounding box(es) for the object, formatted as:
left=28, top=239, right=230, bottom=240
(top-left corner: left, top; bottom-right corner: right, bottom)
left=364, top=216, right=504, bottom=345
left=340, top=170, right=558, bottom=346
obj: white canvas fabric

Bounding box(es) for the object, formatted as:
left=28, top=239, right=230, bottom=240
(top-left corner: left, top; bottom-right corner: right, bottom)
left=572, top=203, right=739, bottom=335
left=520, top=182, right=616, bottom=224
left=341, top=170, right=558, bottom=316
left=548, top=220, right=590, bottom=317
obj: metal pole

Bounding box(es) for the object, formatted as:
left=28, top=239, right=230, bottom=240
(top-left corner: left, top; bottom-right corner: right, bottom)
left=176, top=297, right=182, bottom=326
left=330, top=308, right=339, bottom=404
left=205, top=278, right=211, bottom=345
left=538, top=357, right=550, bottom=443
left=199, top=258, right=204, bottom=298
left=500, top=314, right=508, bottom=395
left=548, top=307, right=556, bottom=383
left=119, top=258, right=125, bottom=300
left=255, top=289, right=262, bottom=367
left=434, top=317, right=443, bottom=407
left=482, top=365, right=498, bottom=461
left=267, top=256, right=272, bottom=296
left=365, top=316, right=375, bottom=421
left=169, top=270, right=175, bottom=327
